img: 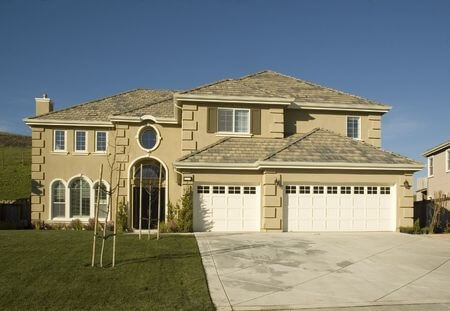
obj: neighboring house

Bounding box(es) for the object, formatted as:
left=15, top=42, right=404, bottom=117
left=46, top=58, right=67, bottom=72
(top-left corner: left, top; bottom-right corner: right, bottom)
left=23, top=70, right=423, bottom=232
left=416, top=140, right=450, bottom=200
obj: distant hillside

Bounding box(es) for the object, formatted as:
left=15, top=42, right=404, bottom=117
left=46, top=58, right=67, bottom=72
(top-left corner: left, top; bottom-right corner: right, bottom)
left=0, top=132, right=31, bottom=147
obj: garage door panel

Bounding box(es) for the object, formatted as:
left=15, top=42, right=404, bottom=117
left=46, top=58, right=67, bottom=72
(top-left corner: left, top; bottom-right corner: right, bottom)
left=195, top=185, right=260, bottom=232
left=285, top=185, right=395, bottom=232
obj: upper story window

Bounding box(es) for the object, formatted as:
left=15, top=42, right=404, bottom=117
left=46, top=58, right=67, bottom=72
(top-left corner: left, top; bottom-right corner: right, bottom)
left=53, top=130, right=66, bottom=152
left=95, top=131, right=107, bottom=153
left=75, top=131, right=87, bottom=152
left=218, top=108, right=250, bottom=134
left=138, top=125, right=160, bottom=151
left=428, top=157, right=434, bottom=177
left=347, top=116, right=361, bottom=139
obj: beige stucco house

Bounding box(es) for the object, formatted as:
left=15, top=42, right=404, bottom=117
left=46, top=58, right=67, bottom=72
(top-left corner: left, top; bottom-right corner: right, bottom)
left=24, top=70, right=423, bottom=232
left=416, top=140, right=450, bottom=200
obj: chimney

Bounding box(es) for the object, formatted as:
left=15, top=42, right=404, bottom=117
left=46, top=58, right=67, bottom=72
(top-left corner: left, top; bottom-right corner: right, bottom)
left=35, top=94, right=53, bottom=116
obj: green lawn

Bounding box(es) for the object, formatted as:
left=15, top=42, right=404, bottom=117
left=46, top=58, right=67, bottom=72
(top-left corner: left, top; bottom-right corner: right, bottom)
left=0, top=231, right=214, bottom=310
left=0, top=146, right=31, bottom=200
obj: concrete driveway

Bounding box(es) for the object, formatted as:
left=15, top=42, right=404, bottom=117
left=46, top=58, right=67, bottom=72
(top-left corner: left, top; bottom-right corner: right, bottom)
left=195, top=232, right=450, bottom=310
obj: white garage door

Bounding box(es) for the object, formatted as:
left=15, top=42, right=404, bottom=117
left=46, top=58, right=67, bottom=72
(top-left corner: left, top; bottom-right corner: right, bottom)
left=194, top=185, right=260, bottom=232
left=285, top=185, right=396, bottom=232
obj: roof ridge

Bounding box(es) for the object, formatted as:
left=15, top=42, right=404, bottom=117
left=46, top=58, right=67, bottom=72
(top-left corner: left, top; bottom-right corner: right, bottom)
left=30, top=89, right=172, bottom=119
left=255, top=70, right=388, bottom=107
left=176, top=136, right=231, bottom=162
left=112, top=95, right=174, bottom=116
left=262, top=128, right=320, bottom=161
left=317, top=128, right=422, bottom=164
left=179, top=77, right=233, bottom=94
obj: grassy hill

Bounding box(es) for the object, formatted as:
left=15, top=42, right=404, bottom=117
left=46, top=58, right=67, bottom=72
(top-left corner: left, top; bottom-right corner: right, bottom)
left=0, top=132, right=31, bottom=200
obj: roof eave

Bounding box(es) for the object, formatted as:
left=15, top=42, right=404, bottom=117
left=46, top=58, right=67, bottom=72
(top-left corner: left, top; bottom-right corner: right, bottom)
left=174, top=93, right=294, bottom=105
left=422, top=141, right=450, bottom=157
left=109, top=115, right=178, bottom=124
left=291, top=102, right=391, bottom=113
left=174, top=161, right=424, bottom=172
left=23, top=118, right=114, bottom=128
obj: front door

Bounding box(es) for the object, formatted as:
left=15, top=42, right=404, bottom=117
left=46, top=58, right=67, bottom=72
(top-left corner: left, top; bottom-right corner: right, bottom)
left=133, top=186, right=166, bottom=230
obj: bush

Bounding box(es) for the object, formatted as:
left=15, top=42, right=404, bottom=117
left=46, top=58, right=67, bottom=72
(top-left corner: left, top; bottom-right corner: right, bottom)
left=116, top=202, right=129, bottom=233
left=84, top=218, right=96, bottom=231
left=32, top=220, right=44, bottom=230
left=413, top=218, right=421, bottom=234
left=399, top=226, right=415, bottom=234
left=421, top=226, right=431, bottom=234
left=69, top=219, right=83, bottom=231
left=162, top=187, right=193, bottom=233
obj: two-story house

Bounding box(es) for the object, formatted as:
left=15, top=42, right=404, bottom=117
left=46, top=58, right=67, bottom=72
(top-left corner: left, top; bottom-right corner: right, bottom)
left=24, top=70, right=423, bottom=232
left=416, top=140, right=450, bottom=200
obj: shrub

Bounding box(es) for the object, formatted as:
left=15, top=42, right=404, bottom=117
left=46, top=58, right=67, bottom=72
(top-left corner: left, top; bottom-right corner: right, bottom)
left=84, top=218, right=96, bottom=231
left=116, top=202, right=129, bottom=233
left=421, top=226, right=431, bottom=234
left=32, top=220, right=44, bottom=230
left=178, top=187, right=193, bottom=232
left=413, top=218, right=421, bottom=234
left=399, top=226, right=414, bottom=234
left=52, top=223, right=67, bottom=230
left=69, top=219, right=83, bottom=231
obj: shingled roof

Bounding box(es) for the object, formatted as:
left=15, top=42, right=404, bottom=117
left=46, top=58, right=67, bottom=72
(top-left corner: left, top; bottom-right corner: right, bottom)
left=30, top=89, right=174, bottom=121
left=28, top=70, right=389, bottom=122
left=175, top=129, right=421, bottom=169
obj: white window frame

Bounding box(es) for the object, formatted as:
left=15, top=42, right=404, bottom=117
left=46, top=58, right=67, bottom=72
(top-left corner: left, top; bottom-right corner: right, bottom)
left=346, top=116, right=361, bottom=140
left=446, top=150, right=449, bottom=173
left=53, top=130, right=67, bottom=152
left=95, top=131, right=108, bottom=153
left=428, top=157, right=434, bottom=177
left=74, top=130, right=88, bottom=153
left=217, top=107, right=251, bottom=134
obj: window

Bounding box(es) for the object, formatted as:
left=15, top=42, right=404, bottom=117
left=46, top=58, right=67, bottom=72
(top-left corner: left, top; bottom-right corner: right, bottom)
left=354, top=186, right=364, bottom=194
left=243, top=186, right=256, bottom=194
left=54, top=130, right=66, bottom=151
left=70, top=178, right=90, bottom=217
left=367, top=186, right=378, bottom=194
left=197, top=186, right=210, bottom=194
left=285, top=185, right=296, bottom=194
left=313, top=186, right=324, bottom=194
left=347, top=116, right=360, bottom=139
left=340, top=186, right=351, bottom=194
left=327, top=186, right=338, bottom=194
left=212, top=186, right=225, bottom=194
left=299, top=186, right=310, bottom=194
left=218, top=108, right=250, bottom=133
left=94, top=183, right=108, bottom=218
left=95, top=131, right=107, bottom=152
left=139, top=126, right=158, bottom=150
left=75, top=131, right=87, bottom=152
left=428, top=157, right=434, bottom=177
left=51, top=181, right=65, bottom=218
left=380, top=186, right=390, bottom=195
left=228, top=186, right=241, bottom=194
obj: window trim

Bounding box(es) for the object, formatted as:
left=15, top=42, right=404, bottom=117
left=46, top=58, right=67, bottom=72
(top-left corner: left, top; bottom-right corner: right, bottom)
left=446, top=150, right=449, bottom=173
left=217, top=107, right=251, bottom=135
left=93, top=181, right=110, bottom=221
left=74, top=130, right=88, bottom=153
left=137, top=124, right=161, bottom=152
left=94, top=131, right=108, bottom=153
left=53, top=129, right=67, bottom=152
left=428, top=157, right=434, bottom=177
left=346, top=116, right=361, bottom=140
left=49, top=179, right=68, bottom=219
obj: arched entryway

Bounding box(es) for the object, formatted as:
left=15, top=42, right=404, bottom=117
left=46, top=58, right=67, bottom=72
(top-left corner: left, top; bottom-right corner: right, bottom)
left=129, top=157, right=167, bottom=230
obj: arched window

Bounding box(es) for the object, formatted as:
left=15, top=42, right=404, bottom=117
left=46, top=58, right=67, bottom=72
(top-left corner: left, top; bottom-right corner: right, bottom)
left=51, top=181, right=66, bottom=218
left=94, top=183, right=108, bottom=219
left=70, top=178, right=90, bottom=218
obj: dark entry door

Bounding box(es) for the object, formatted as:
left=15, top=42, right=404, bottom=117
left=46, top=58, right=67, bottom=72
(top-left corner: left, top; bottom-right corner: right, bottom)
left=133, top=187, right=166, bottom=229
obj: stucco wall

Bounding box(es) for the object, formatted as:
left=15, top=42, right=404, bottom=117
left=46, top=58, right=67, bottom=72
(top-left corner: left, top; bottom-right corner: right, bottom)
left=427, top=149, right=450, bottom=199
left=284, top=109, right=382, bottom=147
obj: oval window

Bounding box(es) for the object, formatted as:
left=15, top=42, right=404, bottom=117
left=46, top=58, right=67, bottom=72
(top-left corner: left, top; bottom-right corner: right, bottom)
left=139, top=127, right=158, bottom=150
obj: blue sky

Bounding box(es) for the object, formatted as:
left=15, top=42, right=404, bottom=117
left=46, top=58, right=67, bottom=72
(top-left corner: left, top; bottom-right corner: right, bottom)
left=1, top=0, right=449, bottom=177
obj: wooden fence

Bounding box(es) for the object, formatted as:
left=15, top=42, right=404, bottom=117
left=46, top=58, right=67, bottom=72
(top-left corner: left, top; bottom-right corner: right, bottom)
left=0, top=198, right=31, bottom=229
